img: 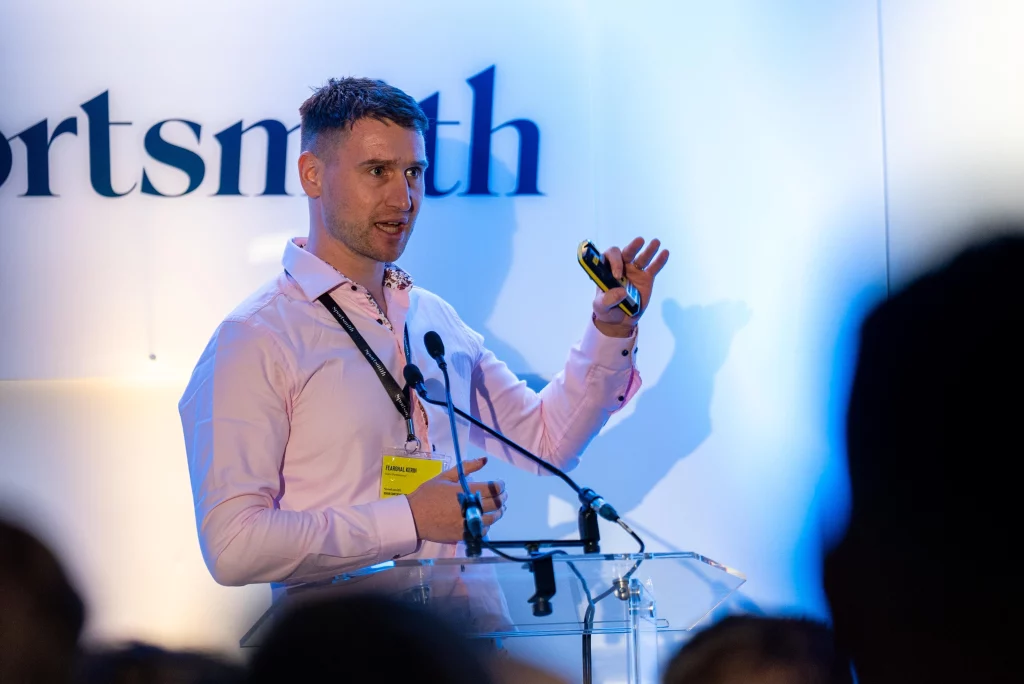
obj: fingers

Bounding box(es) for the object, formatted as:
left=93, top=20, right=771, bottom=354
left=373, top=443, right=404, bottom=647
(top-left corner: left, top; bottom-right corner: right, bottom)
left=469, top=480, right=506, bottom=497
left=470, top=480, right=507, bottom=513
left=439, top=456, right=488, bottom=482
left=646, top=248, right=670, bottom=278
left=632, top=238, right=661, bottom=270
left=603, top=245, right=624, bottom=280
left=607, top=237, right=668, bottom=277
left=480, top=491, right=508, bottom=513
left=619, top=236, right=645, bottom=264
left=482, top=505, right=506, bottom=529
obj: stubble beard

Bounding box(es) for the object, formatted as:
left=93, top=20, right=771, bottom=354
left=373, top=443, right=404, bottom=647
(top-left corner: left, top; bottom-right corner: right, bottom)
left=324, top=208, right=414, bottom=265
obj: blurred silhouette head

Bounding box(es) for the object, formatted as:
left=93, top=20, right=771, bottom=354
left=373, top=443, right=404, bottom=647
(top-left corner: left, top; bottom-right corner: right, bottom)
left=246, top=593, right=495, bottom=684
left=75, top=642, right=243, bottom=684
left=0, top=517, right=85, bottom=684
left=826, top=230, right=1024, bottom=682
left=663, top=615, right=852, bottom=684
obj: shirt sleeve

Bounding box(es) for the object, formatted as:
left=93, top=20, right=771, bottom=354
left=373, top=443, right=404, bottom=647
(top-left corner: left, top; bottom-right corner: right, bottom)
left=467, top=314, right=642, bottom=474
left=178, top=318, right=418, bottom=587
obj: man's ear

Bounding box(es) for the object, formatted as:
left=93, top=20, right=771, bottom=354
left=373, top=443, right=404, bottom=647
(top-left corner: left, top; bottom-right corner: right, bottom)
left=298, top=150, right=322, bottom=198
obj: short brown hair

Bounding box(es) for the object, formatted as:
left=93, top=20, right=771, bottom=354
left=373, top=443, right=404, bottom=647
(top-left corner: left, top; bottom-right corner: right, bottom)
left=299, top=77, right=429, bottom=154
left=664, top=616, right=852, bottom=684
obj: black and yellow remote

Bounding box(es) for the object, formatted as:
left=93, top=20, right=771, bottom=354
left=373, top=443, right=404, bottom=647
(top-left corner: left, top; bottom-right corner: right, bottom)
left=577, top=239, right=642, bottom=317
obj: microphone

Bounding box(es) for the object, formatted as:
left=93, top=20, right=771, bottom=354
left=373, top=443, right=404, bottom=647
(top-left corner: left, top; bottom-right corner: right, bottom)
left=402, top=364, right=427, bottom=397
left=422, top=331, right=484, bottom=548
left=424, top=331, right=446, bottom=369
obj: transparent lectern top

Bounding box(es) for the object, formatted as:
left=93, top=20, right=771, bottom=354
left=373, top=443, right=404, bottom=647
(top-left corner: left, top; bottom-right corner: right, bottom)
left=241, top=552, right=745, bottom=648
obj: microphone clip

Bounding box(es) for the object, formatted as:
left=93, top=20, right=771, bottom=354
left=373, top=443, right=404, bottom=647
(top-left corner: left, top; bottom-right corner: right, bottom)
left=459, top=491, right=485, bottom=558
left=578, top=487, right=620, bottom=522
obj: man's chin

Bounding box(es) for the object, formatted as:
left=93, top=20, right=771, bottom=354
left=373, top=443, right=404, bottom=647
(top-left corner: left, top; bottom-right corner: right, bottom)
left=362, top=244, right=407, bottom=265
left=372, top=234, right=410, bottom=263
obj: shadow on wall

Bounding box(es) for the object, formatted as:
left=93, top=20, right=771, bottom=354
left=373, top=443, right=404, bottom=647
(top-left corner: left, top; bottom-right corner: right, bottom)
left=400, top=135, right=754, bottom=613
left=483, top=298, right=751, bottom=542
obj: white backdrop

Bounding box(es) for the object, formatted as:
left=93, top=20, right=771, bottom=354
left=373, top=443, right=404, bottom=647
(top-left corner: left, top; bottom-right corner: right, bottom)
left=1, top=1, right=1019, bottom=680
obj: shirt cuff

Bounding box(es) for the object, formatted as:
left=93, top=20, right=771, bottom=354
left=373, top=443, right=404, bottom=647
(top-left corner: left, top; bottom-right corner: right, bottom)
left=371, top=495, right=419, bottom=562
left=581, top=316, right=639, bottom=370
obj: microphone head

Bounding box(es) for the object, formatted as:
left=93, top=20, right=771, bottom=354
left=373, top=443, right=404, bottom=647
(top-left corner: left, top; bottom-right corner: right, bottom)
left=403, top=363, right=425, bottom=387
left=424, top=331, right=445, bottom=360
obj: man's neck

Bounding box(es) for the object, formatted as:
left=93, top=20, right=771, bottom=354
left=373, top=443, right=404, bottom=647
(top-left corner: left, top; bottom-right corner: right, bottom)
left=306, top=233, right=388, bottom=314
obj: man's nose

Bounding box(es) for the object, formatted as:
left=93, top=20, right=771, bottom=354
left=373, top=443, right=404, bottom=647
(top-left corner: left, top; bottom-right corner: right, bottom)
left=385, top=175, right=413, bottom=211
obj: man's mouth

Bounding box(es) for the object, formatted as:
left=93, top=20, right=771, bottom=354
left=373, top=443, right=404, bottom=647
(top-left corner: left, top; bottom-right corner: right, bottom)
left=375, top=220, right=407, bottom=235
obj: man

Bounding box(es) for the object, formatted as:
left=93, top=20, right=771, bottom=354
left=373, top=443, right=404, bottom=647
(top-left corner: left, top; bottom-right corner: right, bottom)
left=178, top=77, right=668, bottom=588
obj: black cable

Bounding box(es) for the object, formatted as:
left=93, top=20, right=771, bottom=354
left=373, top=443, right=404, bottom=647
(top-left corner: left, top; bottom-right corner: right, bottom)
left=417, top=394, right=583, bottom=494
left=480, top=539, right=558, bottom=564
left=565, top=560, right=596, bottom=684
left=407, top=377, right=622, bottom=523
left=574, top=519, right=646, bottom=684
left=618, top=519, right=646, bottom=556
left=482, top=525, right=644, bottom=684
left=413, top=372, right=649, bottom=682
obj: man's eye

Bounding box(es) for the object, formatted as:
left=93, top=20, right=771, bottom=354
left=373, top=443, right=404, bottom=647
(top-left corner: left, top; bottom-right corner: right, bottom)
left=370, top=167, right=385, bottom=177
left=406, top=167, right=421, bottom=179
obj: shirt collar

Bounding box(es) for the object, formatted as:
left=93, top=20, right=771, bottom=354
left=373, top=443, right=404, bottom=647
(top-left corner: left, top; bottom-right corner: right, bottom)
left=282, top=237, right=414, bottom=301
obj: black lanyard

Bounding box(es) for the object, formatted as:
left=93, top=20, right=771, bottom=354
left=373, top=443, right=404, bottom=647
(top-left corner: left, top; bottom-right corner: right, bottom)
left=317, top=293, right=418, bottom=447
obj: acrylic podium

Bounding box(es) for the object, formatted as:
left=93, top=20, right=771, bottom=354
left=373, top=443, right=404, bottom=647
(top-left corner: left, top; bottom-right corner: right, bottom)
left=240, top=551, right=745, bottom=684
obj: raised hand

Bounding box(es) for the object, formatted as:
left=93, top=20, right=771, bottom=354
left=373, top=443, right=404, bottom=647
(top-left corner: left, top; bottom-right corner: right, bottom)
left=592, top=237, right=670, bottom=337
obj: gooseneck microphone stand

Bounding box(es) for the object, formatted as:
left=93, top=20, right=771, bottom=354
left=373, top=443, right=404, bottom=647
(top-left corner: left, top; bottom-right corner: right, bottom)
left=403, top=361, right=621, bottom=555
left=410, top=331, right=646, bottom=684
left=422, top=332, right=486, bottom=546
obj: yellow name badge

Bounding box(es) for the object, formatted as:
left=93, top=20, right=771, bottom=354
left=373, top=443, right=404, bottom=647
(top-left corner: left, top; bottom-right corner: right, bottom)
left=380, top=451, right=446, bottom=498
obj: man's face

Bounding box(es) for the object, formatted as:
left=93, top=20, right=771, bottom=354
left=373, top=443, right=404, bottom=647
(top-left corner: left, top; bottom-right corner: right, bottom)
left=318, top=117, right=427, bottom=264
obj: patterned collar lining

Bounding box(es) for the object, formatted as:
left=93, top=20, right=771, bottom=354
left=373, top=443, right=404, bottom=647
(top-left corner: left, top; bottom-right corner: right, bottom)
left=330, top=263, right=412, bottom=334
left=296, top=240, right=413, bottom=292
left=383, top=264, right=414, bottom=291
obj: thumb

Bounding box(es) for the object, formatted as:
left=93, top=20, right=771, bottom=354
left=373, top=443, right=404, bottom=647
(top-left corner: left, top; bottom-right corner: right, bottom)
left=463, top=456, right=488, bottom=475
left=439, top=456, right=488, bottom=481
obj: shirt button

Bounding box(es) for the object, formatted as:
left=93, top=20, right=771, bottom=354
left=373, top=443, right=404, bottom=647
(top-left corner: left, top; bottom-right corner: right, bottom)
left=350, top=285, right=358, bottom=291
left=377, top=319, right=384, bottom=325
left=621, top=349, right=628, bottom=357
left=617, top=395, right=625, bottom=402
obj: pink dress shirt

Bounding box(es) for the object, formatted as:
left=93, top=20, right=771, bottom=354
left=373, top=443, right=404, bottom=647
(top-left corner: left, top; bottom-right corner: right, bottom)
left=178, top=238, right=641, bottom=587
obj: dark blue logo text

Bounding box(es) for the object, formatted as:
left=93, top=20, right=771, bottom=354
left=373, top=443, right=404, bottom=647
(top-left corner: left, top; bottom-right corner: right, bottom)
left=0, top=66, right=540, bottom=198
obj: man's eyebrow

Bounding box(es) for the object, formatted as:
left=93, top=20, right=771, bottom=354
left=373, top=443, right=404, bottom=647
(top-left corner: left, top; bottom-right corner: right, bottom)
left=358, top=158, right=430, bottom=169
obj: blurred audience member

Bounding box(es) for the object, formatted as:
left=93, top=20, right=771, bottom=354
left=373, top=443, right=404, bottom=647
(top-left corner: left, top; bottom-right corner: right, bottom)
left=491, top=657, right=569, bottom=684
left=75, top=642, right=243, bottom=684
left=663, top=615, right=852, bottom=684
left=0, top=517, right=85, bottom=684
left=246, top=593, right=497, bottom=684
left=826, top=231, right=1024, bottom=682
